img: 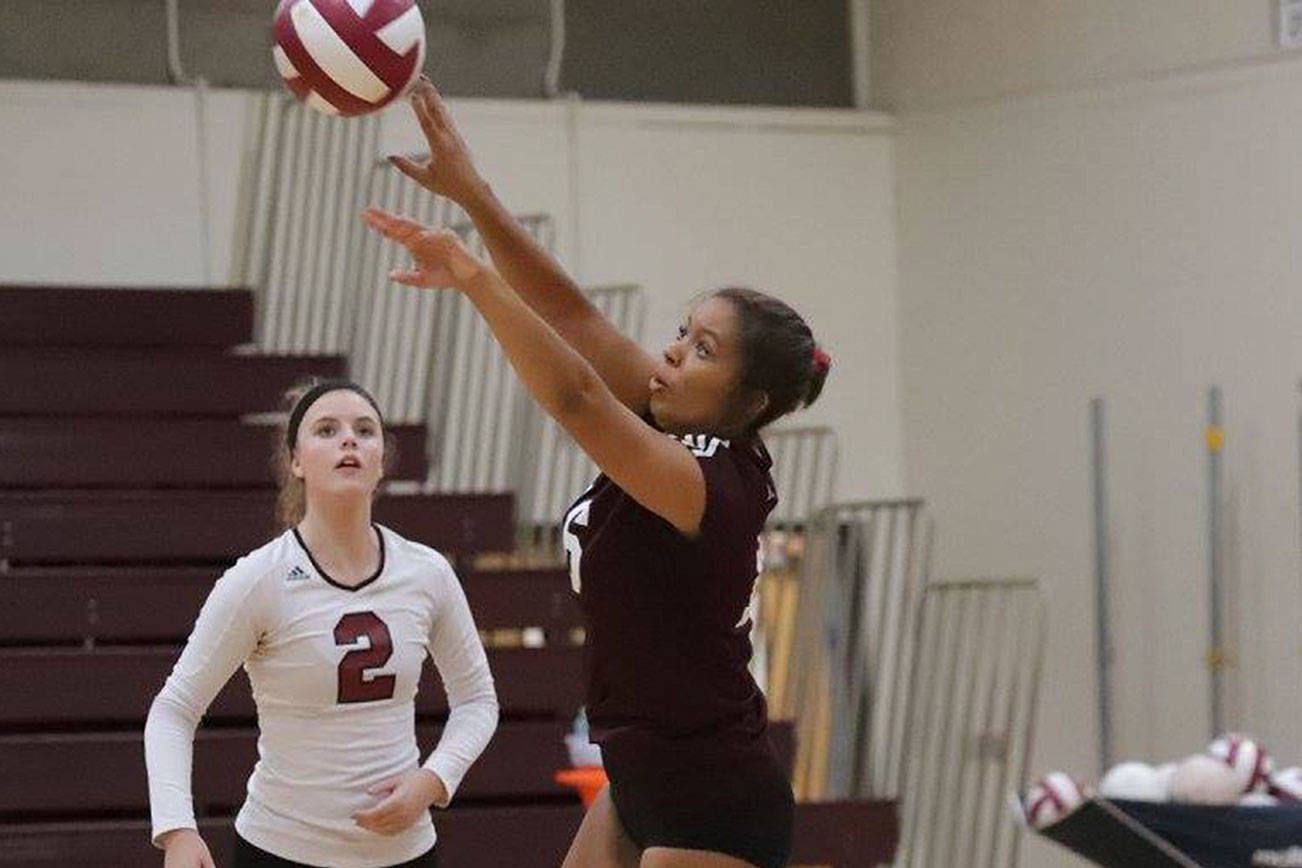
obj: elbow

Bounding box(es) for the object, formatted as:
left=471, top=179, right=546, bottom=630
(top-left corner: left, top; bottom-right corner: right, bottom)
left=460, top=674, right=499, bottom=727
left=480, top=685, right=500, bottom=728
left=552, top=364, right=606, bottom=427
left=481, top=686, right=500, bottom=733
left=146, top=686, right=202, bottom=737
left=145, top=690, right=174, bottom=727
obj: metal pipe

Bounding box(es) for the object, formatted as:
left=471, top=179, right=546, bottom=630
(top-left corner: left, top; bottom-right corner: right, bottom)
left=1207, top=385, right=1225, bottom=737
left=163, top=0, right=214, bottom=283
left=1091, top=397, right=1113, bottom=772
left=163, top=0, right=191, bottom=85
left=848, top=0, right=872, bottom=108
left=543, top=0, right=567, bottom=98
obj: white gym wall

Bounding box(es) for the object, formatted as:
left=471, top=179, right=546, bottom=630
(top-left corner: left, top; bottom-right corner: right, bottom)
left=875, top=2, right=1302, bottom=865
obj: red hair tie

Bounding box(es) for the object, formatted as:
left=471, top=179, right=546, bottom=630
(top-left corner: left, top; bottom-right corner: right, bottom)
left=812, top=347, right=831, bottom=373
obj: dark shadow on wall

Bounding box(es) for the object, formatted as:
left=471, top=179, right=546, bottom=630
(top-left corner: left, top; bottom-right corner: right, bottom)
left=0, top=0, right=850, bottom=106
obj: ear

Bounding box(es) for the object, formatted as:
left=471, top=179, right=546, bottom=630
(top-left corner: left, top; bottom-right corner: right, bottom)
left=289, top=450, right=305, bottom=480
left=745, top=391, right=770, bottom=426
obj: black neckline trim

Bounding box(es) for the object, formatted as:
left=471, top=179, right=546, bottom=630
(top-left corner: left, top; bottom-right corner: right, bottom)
left=291, top=525, right=386, bottom=593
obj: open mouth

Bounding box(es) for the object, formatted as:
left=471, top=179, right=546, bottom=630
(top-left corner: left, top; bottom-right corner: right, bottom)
left=335, top=457, right=362, bottom=470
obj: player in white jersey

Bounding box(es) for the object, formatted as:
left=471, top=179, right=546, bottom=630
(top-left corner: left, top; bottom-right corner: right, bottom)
left=145, top=380, right=499, bottom=868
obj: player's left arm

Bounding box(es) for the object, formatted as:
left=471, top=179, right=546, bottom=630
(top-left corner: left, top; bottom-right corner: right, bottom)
left=363, top=209, right=707, bottom=536
left=419, top=562, right=498, bottom=807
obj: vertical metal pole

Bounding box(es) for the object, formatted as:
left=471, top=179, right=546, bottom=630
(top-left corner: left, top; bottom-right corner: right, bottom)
left=1207, top=386, right=1225, bottom=738
left=848, top=0, right=872, bottom=108
left=1090, top=398, right=1113, bottom=773
left=543, top=0, right=566, bottom=97
left=163, top=0, right=213, bottom=285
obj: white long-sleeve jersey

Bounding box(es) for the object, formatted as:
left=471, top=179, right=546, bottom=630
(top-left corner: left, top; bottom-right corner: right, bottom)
left=145, top=525, right=499, bottom=867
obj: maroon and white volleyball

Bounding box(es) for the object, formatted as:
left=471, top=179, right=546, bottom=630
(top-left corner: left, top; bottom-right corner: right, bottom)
left=1208, top=733, right=1273, bottom=794
left=272, top=0, right=426, bottom=116
left=1023, top=772, right=1089, bottom=830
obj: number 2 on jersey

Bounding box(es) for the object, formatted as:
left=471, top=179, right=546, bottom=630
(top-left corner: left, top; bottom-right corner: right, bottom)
left=334, top=611, right=396, bottom=704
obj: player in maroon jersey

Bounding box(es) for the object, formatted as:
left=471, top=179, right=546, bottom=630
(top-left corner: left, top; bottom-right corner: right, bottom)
left=367, top=80, right=831, bottom=868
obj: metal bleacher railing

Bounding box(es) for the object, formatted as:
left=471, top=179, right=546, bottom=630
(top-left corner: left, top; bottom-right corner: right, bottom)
left=769, top=500, right=932, bottom=805
left=895, top=578, right=1045, bottom=868
left=767, top=499, right=1046, bottom=868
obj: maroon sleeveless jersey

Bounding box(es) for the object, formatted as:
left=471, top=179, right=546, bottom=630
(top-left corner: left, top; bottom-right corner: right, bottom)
left=562, top=428, right=778, bottom=743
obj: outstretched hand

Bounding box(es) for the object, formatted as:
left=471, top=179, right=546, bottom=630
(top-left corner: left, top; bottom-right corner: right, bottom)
left=389, top=78, right=485, bottom=205
left=362, top=208, right=489, bottom=290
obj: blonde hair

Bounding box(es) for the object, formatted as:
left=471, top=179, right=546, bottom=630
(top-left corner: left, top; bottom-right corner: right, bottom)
left=274, top=379, right=396, bottom=529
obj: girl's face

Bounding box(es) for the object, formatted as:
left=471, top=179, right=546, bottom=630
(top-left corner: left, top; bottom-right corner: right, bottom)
left=290, top=390, right=385, bottom=503
left=649, top=296, right=758, bottom=437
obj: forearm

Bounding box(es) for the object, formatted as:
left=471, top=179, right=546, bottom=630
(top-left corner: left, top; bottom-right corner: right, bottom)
left=422, top=696, right=497, bottom=806
left=460, top=186, right=653, bottom=410
left=461, top=268, right=605, bottom=423
left=145, top=692, right=200, bottom=845
left=460, top=182, right=597, bottom=330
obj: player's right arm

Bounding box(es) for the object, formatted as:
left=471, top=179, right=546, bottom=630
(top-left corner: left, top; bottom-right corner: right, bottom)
left=145, top=563, right=266, bottom=862
left=389, top=80, right=657, bottom=414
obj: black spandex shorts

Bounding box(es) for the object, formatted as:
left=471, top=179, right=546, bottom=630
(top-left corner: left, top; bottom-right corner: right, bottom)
left=232, top=835, right=438, bottom=868
left=600, top=728, right=794, bottom=868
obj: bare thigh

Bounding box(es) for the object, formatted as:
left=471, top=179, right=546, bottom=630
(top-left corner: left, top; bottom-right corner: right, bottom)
left=640, top=848, right=760, bottom=868
left=560, top=785, right=641, bottom=868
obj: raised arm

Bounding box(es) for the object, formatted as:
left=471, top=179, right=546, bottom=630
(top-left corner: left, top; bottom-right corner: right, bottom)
left=389, top=80, right=656, bottom=413
left=363, top=209, right=706, bottom=536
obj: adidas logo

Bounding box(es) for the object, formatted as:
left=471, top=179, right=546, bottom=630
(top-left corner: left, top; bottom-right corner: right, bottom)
left=286, top=565, right=311, bottom=583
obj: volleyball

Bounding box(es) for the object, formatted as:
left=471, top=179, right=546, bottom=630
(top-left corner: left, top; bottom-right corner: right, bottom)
left=1208, top=733, right=1272, bottom=793
left=1169, top=755, right=1243, bottom=805
left=272, top=0, right=426, bottom=117
left=1098, top=762, right=1168, bottom=802
left=1023, top=772, right=1089, bottom=830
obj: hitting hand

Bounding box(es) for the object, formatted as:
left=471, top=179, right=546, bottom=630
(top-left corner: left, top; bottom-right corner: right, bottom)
left=388, top=78, right=485, bottom=205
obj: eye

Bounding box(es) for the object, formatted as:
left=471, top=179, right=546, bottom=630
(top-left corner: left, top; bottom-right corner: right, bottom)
left=316, top=422, right=335, bottom=436
left=695, top=341, right=712, bottom=358
left=676, top=324, right=688, bottom=339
